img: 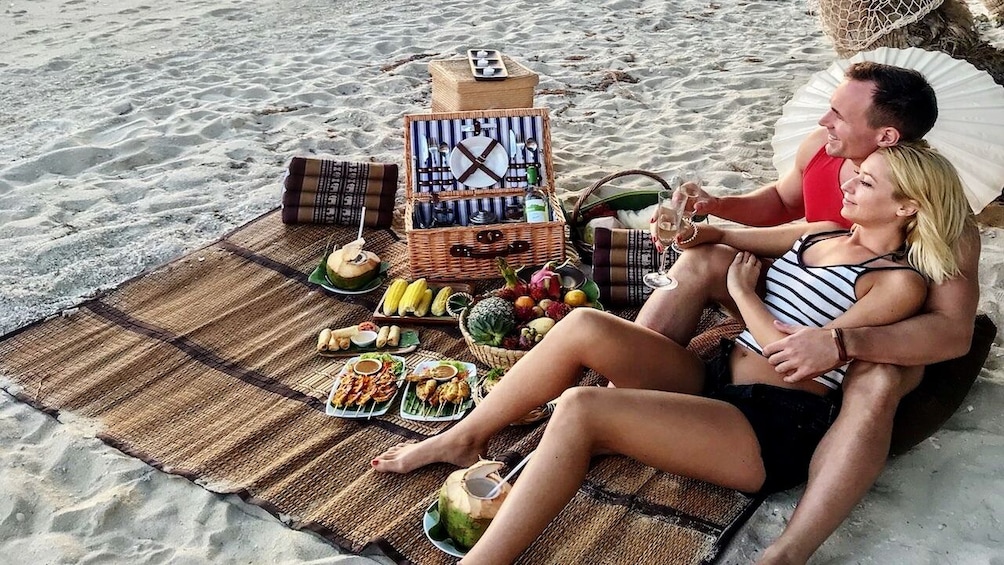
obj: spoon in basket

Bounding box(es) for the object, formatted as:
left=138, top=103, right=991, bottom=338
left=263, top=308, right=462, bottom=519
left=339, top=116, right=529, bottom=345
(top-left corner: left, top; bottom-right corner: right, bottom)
left=522, top=137, right=538, bottom=159
left=439, top=142, right=450, bottom=176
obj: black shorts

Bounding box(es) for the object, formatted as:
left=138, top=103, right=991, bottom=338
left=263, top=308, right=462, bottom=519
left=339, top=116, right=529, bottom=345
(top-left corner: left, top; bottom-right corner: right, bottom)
left=704, top=340, right=841, bottom=494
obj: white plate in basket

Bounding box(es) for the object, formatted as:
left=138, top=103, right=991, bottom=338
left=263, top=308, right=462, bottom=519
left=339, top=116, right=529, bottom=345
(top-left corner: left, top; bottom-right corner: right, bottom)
left=448, top=136, right=509, bottom=188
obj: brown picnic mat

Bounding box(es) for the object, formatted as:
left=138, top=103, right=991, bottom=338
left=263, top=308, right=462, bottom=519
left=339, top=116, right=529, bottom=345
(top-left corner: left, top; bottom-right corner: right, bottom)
left=0, top=208, right=762, bottom=564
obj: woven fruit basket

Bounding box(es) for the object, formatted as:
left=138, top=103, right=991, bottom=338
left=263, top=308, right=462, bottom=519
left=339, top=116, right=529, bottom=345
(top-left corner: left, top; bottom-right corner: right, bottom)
left=471, top=372, right=554, bottom=425
left=459, top=308, right=527, bottom=370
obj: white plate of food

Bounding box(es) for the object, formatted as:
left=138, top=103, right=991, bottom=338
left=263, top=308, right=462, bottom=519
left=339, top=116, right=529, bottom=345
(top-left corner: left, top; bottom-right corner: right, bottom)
left=326, top=354, right=406, bottom=418
left=400, top=360, right=477, bottom=422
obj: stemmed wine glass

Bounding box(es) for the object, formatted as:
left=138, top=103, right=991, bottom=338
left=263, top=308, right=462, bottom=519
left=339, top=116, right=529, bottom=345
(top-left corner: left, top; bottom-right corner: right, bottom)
left=671, top=170, right=702, bottom=254
left=643, top=188, right=688, bottom=290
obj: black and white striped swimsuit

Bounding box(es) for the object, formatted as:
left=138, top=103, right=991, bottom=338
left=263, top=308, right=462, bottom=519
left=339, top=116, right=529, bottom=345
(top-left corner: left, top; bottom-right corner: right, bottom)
left=734, top=230, right=921, bottom=390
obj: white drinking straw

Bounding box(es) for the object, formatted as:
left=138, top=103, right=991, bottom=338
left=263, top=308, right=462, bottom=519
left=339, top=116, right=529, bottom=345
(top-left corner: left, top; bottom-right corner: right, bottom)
left=357, top=206, right=366, bottom=241
left=485, top=449, right=536, bottom=498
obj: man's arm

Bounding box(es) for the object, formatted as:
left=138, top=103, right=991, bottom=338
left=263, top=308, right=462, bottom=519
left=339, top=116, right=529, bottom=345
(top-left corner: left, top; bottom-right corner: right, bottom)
left=841, top=223, right=981, bottom=364
left=763, top=224, right=981, bottom=379
left=695, top=128, right=827, bottom=226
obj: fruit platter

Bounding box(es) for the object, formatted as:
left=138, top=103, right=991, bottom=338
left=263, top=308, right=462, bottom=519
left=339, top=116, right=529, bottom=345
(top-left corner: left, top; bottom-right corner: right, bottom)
left=400, top=359, right=477, bottom=422
left=459, top=258, right=601, bottom=369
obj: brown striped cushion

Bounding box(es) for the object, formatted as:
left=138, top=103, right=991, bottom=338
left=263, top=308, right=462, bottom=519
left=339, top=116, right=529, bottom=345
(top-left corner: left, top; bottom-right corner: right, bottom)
left=591, top=226, right=680, bottom=307
left=280, top=158, right=397, bottom=228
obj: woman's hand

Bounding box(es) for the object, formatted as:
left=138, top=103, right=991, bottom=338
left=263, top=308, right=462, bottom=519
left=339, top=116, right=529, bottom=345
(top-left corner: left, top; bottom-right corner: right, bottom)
left=726, top=251, right=761, bottom=299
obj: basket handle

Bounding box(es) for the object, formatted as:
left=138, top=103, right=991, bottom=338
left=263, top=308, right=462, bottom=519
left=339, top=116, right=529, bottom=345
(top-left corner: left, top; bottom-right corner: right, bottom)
left=450, top=240, right=530, bottom=259
left=569, top=169, right=672, bottom=225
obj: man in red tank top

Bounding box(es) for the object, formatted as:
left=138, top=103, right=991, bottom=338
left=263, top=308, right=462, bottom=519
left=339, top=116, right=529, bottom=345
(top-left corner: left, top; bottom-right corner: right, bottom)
left=801, top=146, right=849, bottom=227
left=638, top=62, right=982, bottom=564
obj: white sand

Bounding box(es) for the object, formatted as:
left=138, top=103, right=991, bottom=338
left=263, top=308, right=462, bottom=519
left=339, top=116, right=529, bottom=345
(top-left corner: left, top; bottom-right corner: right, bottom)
left=1, top=0, right=1001, bottom=562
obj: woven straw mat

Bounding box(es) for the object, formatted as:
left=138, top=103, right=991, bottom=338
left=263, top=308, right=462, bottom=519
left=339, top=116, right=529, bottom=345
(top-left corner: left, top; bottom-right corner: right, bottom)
left=0, top=209, right=760, bottom=565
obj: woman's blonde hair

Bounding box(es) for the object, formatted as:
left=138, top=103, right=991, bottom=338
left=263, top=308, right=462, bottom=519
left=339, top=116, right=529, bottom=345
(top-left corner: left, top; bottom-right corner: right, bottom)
left=877, top=141, right=972, bottom=283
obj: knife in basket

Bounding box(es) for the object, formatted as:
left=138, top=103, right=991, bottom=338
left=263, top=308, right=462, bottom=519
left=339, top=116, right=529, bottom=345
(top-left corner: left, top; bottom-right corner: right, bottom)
left=418, top=136, right=430, bottom=168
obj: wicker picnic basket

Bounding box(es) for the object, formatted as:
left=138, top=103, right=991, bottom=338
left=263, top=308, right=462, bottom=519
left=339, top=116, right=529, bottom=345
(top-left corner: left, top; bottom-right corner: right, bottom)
left=403, top=108, right=565, bottom=280
left=566, top=169, right=669, bottom=264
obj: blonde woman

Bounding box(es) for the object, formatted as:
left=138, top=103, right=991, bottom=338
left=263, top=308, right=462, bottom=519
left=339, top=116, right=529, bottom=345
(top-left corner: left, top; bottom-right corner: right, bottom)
left=373, top=142, right=971, bottom=565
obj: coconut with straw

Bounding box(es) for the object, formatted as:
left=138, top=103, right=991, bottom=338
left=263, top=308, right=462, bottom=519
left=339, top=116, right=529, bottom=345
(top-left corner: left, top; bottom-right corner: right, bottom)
left=325, top=207, right=382, bottom=290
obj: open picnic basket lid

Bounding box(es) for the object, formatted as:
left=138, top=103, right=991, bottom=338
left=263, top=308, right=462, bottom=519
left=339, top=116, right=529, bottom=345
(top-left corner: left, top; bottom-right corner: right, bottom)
left=403, top=108, right=555, bottom=202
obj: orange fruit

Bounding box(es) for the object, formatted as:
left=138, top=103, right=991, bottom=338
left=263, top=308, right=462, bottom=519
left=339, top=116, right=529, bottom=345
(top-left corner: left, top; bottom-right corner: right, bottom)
left=514, top=295, right=535, bottom=309
left=563, top=289, right=588, bottom=307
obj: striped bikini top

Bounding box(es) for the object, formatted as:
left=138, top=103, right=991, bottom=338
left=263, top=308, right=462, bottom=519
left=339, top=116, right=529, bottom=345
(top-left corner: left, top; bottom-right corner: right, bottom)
left=734, top=230, right=920, bottom=390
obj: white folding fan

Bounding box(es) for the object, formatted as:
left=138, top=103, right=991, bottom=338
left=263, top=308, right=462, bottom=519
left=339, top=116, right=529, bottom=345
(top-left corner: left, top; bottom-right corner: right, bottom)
left=772, top=47, right=1004, bottom=213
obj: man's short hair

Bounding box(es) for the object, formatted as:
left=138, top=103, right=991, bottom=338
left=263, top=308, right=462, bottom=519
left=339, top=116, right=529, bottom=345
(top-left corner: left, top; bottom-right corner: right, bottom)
left=845, top=62, right=938, bottom=142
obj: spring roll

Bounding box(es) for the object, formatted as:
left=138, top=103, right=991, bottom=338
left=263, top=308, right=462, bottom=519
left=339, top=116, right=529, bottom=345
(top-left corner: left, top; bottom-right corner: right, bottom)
left=317, top=328, right=332, bottom=351
left=376, top=325, right=390, bottom=348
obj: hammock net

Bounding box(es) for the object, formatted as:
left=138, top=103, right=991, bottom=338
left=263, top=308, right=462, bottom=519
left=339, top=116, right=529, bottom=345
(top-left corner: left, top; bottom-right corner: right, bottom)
left=811, top=0, right=946, bottom=52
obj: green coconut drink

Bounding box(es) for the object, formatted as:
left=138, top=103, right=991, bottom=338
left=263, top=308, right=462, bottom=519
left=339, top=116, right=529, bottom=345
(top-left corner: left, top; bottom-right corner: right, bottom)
left=324, top=239, right=381, bottom=290
left=438, top=459, right=511, bottom=550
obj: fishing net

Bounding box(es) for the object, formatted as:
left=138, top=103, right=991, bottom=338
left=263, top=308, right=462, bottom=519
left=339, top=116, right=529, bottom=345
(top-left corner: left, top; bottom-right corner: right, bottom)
left=810, top=0, right=946, bottom=52
left=810, top=0, right=1004, bottom=86
left=984, top=0, right=1004, bottom=19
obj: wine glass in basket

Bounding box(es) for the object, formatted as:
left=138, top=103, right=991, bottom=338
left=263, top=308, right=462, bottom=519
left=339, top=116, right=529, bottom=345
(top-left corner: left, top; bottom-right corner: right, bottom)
left=643, top=188, right=687, bottom=290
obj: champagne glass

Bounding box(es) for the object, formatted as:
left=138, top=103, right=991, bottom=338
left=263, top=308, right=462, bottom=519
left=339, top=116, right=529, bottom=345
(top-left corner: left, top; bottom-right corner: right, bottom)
left=644, top=189, right=687, bottom=290
left=671, top=170, right=702, bottom=254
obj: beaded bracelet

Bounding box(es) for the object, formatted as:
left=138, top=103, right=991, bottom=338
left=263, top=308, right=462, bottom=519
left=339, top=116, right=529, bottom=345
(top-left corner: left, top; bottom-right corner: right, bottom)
left=677, top=223, right=700, bottom=246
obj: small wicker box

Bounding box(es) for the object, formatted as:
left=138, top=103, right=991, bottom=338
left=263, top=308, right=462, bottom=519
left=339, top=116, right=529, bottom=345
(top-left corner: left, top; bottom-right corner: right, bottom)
left=429, top=57, right=539, bottom=113
left=404, top=107, right=565, bottom=280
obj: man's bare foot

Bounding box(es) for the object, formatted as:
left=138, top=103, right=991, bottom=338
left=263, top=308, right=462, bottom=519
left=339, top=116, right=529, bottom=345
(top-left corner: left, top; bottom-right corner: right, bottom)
left=371, top=435, right=483, bottom=473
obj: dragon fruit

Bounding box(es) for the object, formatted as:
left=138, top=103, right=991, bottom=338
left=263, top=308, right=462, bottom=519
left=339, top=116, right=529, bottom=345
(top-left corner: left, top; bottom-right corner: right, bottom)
left=529, top=262, right=561, bottom=300
left=497, top=257, right=520, bottom=289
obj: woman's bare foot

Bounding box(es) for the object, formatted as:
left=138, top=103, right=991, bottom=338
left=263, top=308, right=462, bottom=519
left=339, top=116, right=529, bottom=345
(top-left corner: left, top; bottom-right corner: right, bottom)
left=371, top=434, right=484, bottom=473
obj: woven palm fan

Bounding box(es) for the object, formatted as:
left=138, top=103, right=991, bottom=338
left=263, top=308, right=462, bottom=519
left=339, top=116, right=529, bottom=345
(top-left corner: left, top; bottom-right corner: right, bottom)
left=772, top=46, right=1004, bottom=213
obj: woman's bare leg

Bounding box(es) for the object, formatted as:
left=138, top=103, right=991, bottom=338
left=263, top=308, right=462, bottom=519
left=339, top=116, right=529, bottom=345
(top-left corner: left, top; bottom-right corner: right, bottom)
left=460, top=385, right=765, bottom=564
left=371, top=308, right=707, bottom=473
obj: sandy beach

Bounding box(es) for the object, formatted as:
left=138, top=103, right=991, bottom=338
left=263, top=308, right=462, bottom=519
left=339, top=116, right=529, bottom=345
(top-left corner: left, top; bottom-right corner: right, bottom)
left=2, top=0, right=1002, bottom=563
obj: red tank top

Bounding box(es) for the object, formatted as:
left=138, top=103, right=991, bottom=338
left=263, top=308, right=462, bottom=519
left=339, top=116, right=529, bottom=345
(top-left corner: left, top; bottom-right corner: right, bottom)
left=802, top=146, right=851, bottom=228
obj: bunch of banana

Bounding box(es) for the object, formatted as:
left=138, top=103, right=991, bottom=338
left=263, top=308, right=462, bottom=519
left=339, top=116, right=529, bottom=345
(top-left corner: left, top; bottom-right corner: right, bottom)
left=380, top=278, right=454, bottom=318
